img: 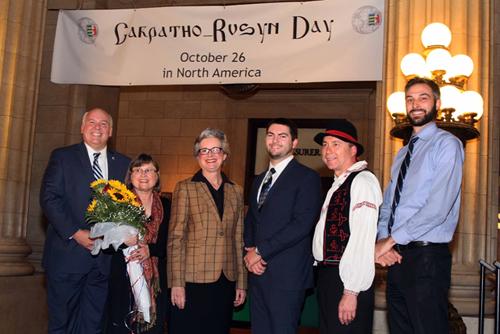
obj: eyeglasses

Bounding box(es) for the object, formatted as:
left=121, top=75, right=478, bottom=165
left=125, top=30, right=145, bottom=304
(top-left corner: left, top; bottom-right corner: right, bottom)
left=131, top=168, right=157, bottom=175
left=198, top=147, right=223, bottom=155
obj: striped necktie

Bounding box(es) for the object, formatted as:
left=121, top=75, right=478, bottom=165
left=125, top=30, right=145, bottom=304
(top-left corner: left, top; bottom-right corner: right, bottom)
left=258, top=168, right=276, bottom=210
left=93, top=152, right=104, bottom=181
left=388, top=136, right=418, bottom=234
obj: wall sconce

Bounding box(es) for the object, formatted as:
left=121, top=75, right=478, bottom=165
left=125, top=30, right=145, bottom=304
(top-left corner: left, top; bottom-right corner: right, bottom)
left=388, top=23, right=481, bottom=146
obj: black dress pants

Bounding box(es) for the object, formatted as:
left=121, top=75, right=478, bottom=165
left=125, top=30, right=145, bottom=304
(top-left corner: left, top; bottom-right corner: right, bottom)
left=248, top=281, right=306, bottom=334
left=168, top=273, right=236, bottom=334
left=317, top=265, right=374, bottom=334
left=386, top=243, right=451, bottom=334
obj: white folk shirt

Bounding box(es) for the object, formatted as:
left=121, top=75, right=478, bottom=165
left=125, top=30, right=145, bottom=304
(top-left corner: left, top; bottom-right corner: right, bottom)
left=312, top=160, right=382, bottom=293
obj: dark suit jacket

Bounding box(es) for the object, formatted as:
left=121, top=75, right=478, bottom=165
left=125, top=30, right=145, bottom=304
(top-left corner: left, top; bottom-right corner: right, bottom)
left=244, top=158, right=322, bottom=290
left=40, top=142, right=131, bottom=275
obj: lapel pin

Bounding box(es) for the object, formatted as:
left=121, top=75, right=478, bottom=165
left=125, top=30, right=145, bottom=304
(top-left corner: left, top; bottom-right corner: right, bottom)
left=112, top=157, right=115, bottom=160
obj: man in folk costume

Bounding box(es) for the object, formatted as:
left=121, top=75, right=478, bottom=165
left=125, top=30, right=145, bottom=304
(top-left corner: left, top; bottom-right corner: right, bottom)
left=312, top=119, right=382, bottom=334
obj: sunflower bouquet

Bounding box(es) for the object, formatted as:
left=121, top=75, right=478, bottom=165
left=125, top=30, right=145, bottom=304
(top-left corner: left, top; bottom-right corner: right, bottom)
left=87, top=179, right=152, bottom=323
left=86, top=179, right=145, bottom=234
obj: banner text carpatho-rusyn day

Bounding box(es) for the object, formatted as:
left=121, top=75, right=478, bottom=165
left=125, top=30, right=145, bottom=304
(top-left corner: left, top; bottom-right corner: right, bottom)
left=114, top=16, right=334, bottom=45
left=114, top=19, right=279, bottom=45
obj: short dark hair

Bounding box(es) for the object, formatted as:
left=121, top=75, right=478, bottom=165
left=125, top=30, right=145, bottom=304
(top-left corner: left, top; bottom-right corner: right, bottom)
left=266, top=118, right=298, bottom=141
left=124, top=153, right=162, bottom=193
left=405, top=77, right=441, bottom=102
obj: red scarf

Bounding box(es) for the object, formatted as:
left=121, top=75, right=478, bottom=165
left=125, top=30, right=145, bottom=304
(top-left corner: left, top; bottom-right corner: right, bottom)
left=132, top=189, right=163, bottom=332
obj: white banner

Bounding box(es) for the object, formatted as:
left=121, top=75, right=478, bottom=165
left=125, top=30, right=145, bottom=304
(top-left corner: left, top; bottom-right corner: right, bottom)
left=51, top=0, right=384, bottom=86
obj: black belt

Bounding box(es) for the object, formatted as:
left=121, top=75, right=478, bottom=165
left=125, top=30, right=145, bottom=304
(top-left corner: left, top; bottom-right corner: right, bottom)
left=393, top=241, right=445, bottom=253
left=316, top=262, right=337, bottom=268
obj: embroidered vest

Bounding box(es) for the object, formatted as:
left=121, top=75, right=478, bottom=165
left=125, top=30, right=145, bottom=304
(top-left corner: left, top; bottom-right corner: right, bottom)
left=323, top=170, right=364, bottom=266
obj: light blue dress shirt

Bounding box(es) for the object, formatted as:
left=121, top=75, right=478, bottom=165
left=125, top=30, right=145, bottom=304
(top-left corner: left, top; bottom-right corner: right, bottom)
left=377, top=122, right=464, bottom=245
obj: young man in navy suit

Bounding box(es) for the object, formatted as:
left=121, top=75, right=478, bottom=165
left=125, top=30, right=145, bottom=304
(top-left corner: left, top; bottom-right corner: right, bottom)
left=244, top=118, right=322, bottom=334
left=40, top=108, right=131, bottom=334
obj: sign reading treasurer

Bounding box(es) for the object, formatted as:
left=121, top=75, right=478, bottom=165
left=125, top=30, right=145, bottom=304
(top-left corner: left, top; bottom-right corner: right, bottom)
left=51, top=0, right=384, bottom=86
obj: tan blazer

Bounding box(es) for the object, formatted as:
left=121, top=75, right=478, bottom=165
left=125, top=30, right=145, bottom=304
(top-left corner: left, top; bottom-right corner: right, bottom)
left=167, top=175, right=247, bottom=290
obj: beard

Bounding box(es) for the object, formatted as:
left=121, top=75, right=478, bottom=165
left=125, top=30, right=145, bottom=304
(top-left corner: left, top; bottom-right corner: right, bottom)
left=266, top=145, right=293, bottom=160
left=407, top=104, right=438, bottom=127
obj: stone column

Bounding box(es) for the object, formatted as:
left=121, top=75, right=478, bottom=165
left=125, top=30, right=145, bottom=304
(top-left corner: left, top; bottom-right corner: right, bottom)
left=376, top=0, right=497, bottom=316
left=27, top=1, right=120, bottom=272
left=0, top=0, right=47, bottom=276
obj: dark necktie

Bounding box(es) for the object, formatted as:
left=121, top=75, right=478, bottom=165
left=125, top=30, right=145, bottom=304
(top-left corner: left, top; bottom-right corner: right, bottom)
left=92, top=152, right=104, bottom=181
left=388, top=136, right=418, bottom=234
left=258, top=168, right=276, bottom=210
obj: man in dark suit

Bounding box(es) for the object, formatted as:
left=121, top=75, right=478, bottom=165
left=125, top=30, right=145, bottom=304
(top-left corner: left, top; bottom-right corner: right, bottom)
left=40, top=108, right=131, bottom=334
left=244, top=118, right=322, bottom=334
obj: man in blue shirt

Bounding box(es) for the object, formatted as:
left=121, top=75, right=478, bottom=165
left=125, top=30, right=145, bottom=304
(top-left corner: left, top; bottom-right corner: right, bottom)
left=375, top=77, right=464, bottom=334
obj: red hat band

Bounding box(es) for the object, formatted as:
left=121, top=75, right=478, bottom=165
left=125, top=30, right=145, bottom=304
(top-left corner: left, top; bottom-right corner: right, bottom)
left=324, top=130, right=357, bottom=143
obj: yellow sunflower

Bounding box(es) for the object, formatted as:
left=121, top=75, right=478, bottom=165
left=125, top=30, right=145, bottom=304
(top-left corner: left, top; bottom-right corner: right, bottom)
left=108, top=189, right=127, bottom=203
left=87, top=199, right=98, bottom=212
left=116, top=190, right=131, bottom=203
left=90, top=179, right=107, bottom=189
left=123, top=189, right=137, bottom=202
left=108, top=180, right=128, bottom=193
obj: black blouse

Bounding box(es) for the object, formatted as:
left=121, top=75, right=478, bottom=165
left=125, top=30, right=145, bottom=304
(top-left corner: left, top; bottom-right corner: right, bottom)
left=191, top=169, right=234, bottom=220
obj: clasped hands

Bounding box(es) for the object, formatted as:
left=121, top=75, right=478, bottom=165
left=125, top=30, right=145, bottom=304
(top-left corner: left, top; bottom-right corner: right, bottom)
left=375, top=236, right=402, bottom=267
left=244, top=247, right=267, bottom=275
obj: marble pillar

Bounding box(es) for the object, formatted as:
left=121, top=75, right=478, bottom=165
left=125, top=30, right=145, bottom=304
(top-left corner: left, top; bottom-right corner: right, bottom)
left=0, top=0, right=47, bottom=276
left=376, top=0, right=498, bottom=316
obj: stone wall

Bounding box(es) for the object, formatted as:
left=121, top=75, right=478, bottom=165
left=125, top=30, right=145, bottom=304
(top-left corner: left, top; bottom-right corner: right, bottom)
left=116, top=84, right=379, bottom=194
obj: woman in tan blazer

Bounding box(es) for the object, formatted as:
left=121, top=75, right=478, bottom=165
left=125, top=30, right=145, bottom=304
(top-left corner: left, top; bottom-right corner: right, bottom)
left=167, top=128, right=247, bottom=334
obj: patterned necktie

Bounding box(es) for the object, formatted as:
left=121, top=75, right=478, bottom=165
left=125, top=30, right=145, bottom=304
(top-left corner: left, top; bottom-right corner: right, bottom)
left=388, top=136, right=419, bottom=234
left=258, top=168, right=276, bottom=210
left=92, top=152, right=104, bottom=181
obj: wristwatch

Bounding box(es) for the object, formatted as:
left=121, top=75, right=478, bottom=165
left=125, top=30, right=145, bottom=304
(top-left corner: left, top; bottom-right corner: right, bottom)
left=255, top=247, right=261, bottom=256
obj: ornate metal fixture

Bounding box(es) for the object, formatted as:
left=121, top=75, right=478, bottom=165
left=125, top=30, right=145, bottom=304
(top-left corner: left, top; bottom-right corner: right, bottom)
left=387, top=23, right=482, bottom=147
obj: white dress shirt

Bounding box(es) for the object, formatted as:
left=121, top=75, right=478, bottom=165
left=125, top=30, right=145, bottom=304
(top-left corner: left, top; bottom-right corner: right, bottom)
left=84, top=143, right=109, bottom=180
left=256, top=155, right=294, bottom=201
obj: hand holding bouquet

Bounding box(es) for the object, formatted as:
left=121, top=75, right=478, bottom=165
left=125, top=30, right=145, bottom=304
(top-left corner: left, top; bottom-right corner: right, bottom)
left=86, top=179, right=152, bottom=323
left=86, top=179, right=145, bottom=251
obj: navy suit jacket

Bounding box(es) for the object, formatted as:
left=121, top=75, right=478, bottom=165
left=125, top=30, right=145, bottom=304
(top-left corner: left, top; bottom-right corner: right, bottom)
left=244, top=158, right=322, bottom=290
left=40, top=142, right=131, bottom=275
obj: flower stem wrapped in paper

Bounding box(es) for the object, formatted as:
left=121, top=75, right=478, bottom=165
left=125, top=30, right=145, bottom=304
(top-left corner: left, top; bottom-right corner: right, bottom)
left=86, top=179, right=152, bottom=323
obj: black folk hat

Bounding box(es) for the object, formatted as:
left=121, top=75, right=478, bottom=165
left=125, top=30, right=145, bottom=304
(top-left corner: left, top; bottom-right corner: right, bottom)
left=313, top=119, right=364, bottom=157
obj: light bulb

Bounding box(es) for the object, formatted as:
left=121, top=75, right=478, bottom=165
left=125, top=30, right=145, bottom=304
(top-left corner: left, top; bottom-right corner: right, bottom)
left=449, top=55, right=474, bottom=77
left=457, top=91, right=484, bottom=119
left=387, top=92, right=406, bottom=117
left=400, top=54, right=427, bottom=77
left=421, top=23, right=452, bottom=48
left=439, top=86, right=461, bottom=119
left=426, top=49, right=452, bottom=73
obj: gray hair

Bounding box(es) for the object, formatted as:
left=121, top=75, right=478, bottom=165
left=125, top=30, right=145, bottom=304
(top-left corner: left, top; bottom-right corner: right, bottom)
left=82, top=109, right=114, bottom=127
left=193, top=128, right=230, bottom=161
